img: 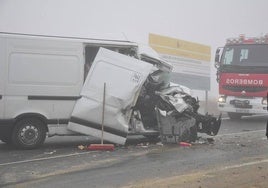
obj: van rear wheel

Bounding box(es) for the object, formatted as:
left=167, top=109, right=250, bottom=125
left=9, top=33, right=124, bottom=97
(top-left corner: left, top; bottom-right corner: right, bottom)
left=12, top=118, right=47, bottom=149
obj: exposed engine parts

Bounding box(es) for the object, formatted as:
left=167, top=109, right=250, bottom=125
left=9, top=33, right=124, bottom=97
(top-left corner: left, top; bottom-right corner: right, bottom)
left=131, top=71, right=222, bottom=143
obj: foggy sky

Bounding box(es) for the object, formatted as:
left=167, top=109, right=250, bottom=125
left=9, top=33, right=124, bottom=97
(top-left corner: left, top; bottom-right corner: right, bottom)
left=1, top=0, right=268, bottom=97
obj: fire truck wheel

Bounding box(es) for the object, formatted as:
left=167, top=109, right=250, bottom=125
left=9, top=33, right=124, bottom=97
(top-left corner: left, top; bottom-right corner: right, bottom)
left=11, top=118, right=47, bottom=149
left=227, top=112, right=242, bottom=120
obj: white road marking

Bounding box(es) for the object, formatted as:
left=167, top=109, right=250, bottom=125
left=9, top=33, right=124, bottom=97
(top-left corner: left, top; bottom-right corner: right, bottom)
left=0, top=150, right=148, bottom=167
left=221, top=158, right=268, bottom=171
left=0, top=151, right=93, bottom=167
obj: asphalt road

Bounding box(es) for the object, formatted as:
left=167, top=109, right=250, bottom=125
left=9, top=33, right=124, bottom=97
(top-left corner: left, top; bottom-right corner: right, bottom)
left=0, top=115, right=267, bottom=188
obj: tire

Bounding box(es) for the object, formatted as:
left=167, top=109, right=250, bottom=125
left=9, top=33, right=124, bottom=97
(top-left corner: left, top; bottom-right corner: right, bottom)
left=11, top=118, right=47, bottom=149
left=228, top=112, right=242, bottom=120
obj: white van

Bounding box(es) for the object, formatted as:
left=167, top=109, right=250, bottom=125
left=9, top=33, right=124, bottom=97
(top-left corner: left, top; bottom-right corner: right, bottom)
left=0, top=32, right=171, bottom=149
left=0, top=32, right=221, bottom=149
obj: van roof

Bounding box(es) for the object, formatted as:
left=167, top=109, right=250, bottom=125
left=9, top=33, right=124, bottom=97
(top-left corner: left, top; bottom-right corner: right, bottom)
left=0, top=32, right=138, bottom=46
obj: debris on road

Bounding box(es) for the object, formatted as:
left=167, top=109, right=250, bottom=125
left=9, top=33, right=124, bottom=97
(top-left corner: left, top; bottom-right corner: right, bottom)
left=179, top=142, right=192, bottom=147
left=44, top=150, right=57, bottom=155
left=77, top=144, right=115, bottom=151
left=192, top=137, right=215, bottom=145
left=207, top=138, right=215, bottom=144
left=156, top=142, right=164, bottom=146
left=78, top=145, right=87, bottom=150
left=88, top=144, right=115, bottom=151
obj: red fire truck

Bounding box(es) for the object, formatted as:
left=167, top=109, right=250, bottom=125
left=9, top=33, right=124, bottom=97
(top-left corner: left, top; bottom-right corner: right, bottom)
left=215, top=34, right=268, bottom=119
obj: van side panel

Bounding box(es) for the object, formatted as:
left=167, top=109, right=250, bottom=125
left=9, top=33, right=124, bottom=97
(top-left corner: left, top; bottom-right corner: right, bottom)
left=3, top=36, right=84, bottom=136
left=6, top=37, right=83, bottom=96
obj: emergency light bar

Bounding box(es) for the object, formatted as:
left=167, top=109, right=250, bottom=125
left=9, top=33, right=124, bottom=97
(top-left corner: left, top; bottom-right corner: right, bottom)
left=226, top=34, right=268, bottom=45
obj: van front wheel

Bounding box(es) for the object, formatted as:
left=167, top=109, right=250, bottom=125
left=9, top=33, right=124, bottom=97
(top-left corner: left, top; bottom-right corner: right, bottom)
left=12, top=118, right=47, bottom=149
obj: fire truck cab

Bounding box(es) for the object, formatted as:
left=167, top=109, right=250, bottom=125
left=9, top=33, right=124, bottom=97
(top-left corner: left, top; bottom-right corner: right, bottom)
left=215, top=34, right=268, bottom=119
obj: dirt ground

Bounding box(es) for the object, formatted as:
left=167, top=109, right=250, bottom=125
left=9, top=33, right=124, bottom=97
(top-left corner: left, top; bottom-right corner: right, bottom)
left=123, top=160, right=268, bottom=188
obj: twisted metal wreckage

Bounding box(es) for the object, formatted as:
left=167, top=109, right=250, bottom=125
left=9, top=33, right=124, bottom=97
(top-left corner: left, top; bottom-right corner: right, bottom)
left=68, top=48, right=221, bottom=145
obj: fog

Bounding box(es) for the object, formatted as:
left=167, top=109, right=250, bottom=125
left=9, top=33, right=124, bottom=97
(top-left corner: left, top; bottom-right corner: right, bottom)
left=1, top=0, right=268, bottom=99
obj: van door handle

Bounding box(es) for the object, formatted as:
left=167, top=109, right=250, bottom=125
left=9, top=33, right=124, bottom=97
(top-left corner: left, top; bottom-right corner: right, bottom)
left=0, top=95, right=2, bottom=100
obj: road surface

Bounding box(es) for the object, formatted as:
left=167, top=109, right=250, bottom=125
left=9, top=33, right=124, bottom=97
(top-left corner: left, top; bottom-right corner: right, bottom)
left=0, top=115, right=267, bottom=188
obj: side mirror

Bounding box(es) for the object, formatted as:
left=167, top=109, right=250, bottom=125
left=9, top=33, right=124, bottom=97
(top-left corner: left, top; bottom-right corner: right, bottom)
left=214, top=61, right=220, bottom=69
left=214, top=48, right=222, bottom=69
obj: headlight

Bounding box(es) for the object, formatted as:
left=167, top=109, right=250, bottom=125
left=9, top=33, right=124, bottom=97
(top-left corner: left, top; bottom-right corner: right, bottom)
left=262, top=98, right=267, bottom=105
left=218, top=96, right=226, bottom=103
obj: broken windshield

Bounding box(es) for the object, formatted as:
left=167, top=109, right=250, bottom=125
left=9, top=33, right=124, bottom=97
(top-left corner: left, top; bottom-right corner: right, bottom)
left=149, top=70, right=171, bottom=90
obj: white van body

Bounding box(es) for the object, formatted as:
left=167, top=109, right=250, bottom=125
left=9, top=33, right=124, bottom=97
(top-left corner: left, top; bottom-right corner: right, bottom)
left=0, top=32, right=154, bottom=148
left=0, top=33, right=222, bottom=149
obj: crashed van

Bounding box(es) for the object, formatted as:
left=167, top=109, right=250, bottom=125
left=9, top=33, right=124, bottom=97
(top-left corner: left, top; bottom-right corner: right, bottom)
left=0, top=32, right=221, bottom=149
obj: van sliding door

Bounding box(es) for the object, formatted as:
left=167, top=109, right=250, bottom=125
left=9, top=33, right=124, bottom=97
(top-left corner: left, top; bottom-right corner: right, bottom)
left=68, top=48, right=153, bottom=145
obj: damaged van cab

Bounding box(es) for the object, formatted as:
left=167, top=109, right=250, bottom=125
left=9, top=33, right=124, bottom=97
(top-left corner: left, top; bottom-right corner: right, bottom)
left=0, top=32, right=221, bottom=149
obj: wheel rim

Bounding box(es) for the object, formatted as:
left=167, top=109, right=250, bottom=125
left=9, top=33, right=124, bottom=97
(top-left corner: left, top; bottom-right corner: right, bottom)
left=19, top=124, right=39, bottom=145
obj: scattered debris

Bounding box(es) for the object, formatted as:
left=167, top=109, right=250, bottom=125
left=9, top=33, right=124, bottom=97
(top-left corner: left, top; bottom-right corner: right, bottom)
left=78, top=145, right=87, bottom=150
left=44, top=150, right=56, bottom=155
left=136, top=142, right=150, bottom=148
left=141, top=145, right=149, bottom=148
left=179, top=142, right=192, bottom=147
left=156, top=142, right=164, bottom=146
left=88, top=144, right=115, bottom=151
left=193, top=137, right=215, bottom=145
left=207, top=138, right=215, bottom=144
